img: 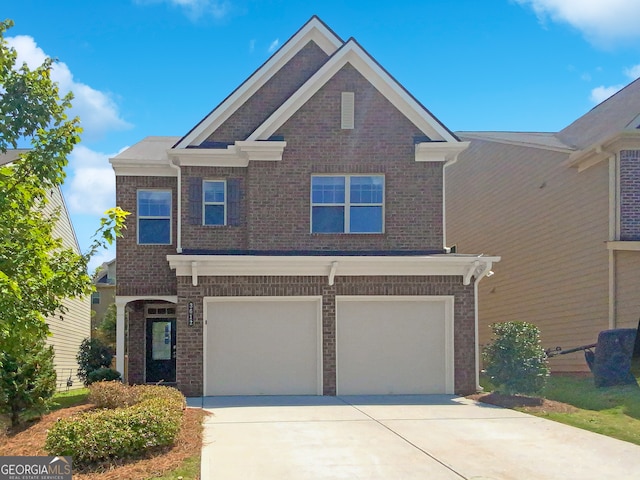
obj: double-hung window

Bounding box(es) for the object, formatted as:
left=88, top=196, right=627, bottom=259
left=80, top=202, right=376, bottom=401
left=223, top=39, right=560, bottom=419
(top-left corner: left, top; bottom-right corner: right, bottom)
left=203, top=180, right=226, bottom=225
left=137, top=190, right=171, bottom=244
left=311, top=175, right=384, bottom=233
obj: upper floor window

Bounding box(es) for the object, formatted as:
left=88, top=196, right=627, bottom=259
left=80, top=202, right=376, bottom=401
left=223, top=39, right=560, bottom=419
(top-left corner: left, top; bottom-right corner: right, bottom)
left=91, top=292, right=100, bottom=305
left=203, top=180, right=226, bottom=226
left=311, top=175, right=384, bottom=233
left=137, top=190, right=171, bottom=244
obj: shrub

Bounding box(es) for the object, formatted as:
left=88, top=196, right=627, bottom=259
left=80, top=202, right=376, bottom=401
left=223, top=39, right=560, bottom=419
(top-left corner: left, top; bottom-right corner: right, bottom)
left=76, top=338, right=113, bottom=385
left=482, top=321, right=550, bottom=395
left=46, top=383, right=184, bottom=467
left=86, top=368, right=121, bottom=385
left=88, top=381, right=138, bottom=409
left=0, top=335, right=57, bottom=426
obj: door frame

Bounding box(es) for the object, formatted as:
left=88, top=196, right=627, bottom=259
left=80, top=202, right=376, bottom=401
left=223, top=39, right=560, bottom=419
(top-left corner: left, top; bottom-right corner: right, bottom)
left=145, top=304, right=177, bottom=384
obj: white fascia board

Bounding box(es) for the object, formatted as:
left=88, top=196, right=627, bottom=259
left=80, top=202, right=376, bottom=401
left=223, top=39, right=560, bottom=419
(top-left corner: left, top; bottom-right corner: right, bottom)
left=175, top=18, right=342, bottom=149
left=415, top=142, right=470, bottom=163
left=167, top=254, right=500, bottom=284
left=167, top=140, right=286, bottom=167
left=566, top=131, right=640, bottom=172
left=109, top=157, right=177, bottom=177
left=247, top=40, right=459, bottom=143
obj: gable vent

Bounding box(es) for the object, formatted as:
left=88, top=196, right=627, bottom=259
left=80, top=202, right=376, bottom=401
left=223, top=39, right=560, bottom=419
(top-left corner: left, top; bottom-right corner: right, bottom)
left=341, top=92, right=355, bottom=129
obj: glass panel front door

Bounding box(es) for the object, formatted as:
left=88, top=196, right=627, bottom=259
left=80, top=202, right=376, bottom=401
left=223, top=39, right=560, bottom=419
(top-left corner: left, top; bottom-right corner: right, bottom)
left=146, top=318, right=176, bottom=383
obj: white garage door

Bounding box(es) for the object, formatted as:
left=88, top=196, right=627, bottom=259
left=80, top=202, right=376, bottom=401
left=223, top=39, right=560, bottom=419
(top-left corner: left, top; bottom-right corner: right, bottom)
left=336, top=296, right=454, bottom=395
left=204, top=297, right=322, bottom=396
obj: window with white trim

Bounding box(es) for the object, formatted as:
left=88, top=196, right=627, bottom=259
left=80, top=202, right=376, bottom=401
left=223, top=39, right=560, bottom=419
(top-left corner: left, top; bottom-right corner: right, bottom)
left=311, top=175, right=384, bottom=233
left=203, top=180, right=226, bottom=225
left=137, top=190, right=171, bottom=244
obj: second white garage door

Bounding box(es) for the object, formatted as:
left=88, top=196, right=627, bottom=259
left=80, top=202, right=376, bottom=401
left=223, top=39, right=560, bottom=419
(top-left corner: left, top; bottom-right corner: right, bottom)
left=336, top=296, right=454, bottom=395
left=204, top=297, right=322, bottom=396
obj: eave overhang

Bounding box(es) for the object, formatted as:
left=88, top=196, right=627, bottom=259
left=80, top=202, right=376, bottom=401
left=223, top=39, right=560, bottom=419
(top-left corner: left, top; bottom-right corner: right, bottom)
left=167, top=140, right=287, bottom=167
left=167, top=254, right=500, bottom=287
left=415, top=141, right=470, bottom=163
left=566, top=131, right=640, bottom=172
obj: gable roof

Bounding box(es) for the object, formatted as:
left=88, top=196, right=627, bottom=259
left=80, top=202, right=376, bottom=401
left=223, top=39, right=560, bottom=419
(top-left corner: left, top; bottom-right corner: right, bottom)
left=558, top=77, right=640, bottom=150
left=174, top=16, right=461, bottom=149
left=174, top=16, right=343, bottom=149
left=247, top=37, right=459, bottom=142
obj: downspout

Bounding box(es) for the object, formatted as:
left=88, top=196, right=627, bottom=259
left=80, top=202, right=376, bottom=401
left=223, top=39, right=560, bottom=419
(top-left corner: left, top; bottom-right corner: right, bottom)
left=608, top=154, right=618, bottom=329
left=474, top=261, right=493, bottom=392
left=442, top=156, right=458, bottom=250
left=169, top=159, right=182, bottom=253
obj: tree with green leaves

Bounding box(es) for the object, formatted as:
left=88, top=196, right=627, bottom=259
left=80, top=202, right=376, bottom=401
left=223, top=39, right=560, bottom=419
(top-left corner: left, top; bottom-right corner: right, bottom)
left=0, top=19, right=129, bottom=425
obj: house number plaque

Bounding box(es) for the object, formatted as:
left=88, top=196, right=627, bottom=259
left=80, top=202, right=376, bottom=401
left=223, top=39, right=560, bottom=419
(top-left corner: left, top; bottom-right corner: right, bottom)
left=188, top=301, right=194, bottom=326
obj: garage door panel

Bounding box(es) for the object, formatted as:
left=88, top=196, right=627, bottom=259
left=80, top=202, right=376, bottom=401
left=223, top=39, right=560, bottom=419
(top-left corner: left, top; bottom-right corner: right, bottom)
left=337, top=297, right=452, bottom=395
left=206, top=298, right=321, bottom=396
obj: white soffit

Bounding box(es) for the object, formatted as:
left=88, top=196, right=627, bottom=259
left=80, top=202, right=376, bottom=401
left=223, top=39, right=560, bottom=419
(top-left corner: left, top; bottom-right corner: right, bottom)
left=167, top=254, right=500, bottom=286
left=247, top=39, right=459, bottom=144
left=174, top=17, right=343, bottom=149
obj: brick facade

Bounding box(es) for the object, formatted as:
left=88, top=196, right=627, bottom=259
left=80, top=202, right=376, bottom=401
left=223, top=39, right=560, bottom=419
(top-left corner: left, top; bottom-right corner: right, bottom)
left=116, top=176, right=178, bottom=296
left=115, top=25, right=479, bottom=397
left=620, top=150, right=640, bottom=241
left=126, top=275, right=475, bottom=397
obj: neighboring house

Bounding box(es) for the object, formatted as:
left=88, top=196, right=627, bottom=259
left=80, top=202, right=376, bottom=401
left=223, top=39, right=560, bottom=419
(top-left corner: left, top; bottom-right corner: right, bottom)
left=110, top=16, right=498, bottom=397
left=1, top=150, right=90, bottom=390
left=91, top=258, right=116, bottom=331
left=447, top=78, right=640, bottom=372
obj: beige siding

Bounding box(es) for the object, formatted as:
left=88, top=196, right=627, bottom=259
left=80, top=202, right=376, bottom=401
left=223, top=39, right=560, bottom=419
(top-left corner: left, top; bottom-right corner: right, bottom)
left=447, top=139, right=610, bottom=372
left=615, top=251, right=640, bottom=331
left=43, top=187, right=91, bottom=390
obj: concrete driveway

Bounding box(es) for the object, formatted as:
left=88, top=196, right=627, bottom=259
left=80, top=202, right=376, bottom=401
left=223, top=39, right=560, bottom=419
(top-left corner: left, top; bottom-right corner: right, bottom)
left=192, top=395, right=640, bottom=479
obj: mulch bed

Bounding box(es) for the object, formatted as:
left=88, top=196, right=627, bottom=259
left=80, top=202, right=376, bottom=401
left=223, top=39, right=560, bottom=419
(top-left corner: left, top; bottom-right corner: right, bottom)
left=0, top=403, right=207, bottom=480
left=468, top=392, right=579, bottom=414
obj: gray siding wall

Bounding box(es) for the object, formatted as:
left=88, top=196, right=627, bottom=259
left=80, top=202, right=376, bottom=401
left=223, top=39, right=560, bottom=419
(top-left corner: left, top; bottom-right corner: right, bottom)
left=45, top=187, right=91, bottom=390
left=447, top=139, right=610, bottom=371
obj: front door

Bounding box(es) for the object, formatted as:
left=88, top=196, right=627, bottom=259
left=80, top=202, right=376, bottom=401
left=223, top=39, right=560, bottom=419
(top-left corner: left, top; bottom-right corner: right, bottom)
left=146, top=318, right=176, bottom=383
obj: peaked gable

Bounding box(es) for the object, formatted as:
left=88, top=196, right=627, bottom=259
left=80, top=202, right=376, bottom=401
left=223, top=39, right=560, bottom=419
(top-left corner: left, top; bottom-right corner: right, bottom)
left=558, top=77, right=640, bottom=150
left=248, top=38, right=459, bottom=144
left=175, top=16, right=343, bottom=149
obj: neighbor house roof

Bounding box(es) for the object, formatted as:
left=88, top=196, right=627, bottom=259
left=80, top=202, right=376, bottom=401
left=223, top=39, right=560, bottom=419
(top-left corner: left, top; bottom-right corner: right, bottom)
left=557, top=77, right=640, bottom=150
left=457, top=131, right=572, bottom=152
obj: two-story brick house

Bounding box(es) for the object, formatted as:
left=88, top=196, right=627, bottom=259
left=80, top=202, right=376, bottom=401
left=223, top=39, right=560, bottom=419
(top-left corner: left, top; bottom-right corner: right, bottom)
left=111, top=17, right=498, bottom=397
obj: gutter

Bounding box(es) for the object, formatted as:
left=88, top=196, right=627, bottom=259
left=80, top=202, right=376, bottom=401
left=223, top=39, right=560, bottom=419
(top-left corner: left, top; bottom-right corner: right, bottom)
left=473, top=260, right=494, bottom=392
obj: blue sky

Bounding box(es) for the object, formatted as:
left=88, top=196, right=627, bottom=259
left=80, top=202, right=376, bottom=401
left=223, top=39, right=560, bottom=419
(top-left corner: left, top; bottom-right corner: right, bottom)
left=4, top=0, right=640, bottom=270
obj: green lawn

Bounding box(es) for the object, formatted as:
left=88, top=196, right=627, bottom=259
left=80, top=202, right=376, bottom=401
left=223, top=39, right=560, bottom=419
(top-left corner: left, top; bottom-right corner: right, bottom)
left=148, top=455, right=200, bottom=480
left=532, top=375, right=640, bottom=445
left=481, top=365, right=640, bottom=446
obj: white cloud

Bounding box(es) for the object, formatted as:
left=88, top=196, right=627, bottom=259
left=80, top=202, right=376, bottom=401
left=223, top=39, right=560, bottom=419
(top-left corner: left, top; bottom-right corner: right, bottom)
left=587, top=64, right=640, bottom=104
left=515, top=0, right=640, bottom=47
left=590, top=85, right=623, bottom=104
left=624, top=64, right=640, bottom=80
left=268, top=38, right=280, bottom=53
left=135, top=0, right=231, bottom=20
left=65, top=145, right=125, bottom=215
left=6, top=35, right=131, bottom=141
left=87, top=248, right=116, bottom=276
left=249, top=39, right=256, bottom=53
